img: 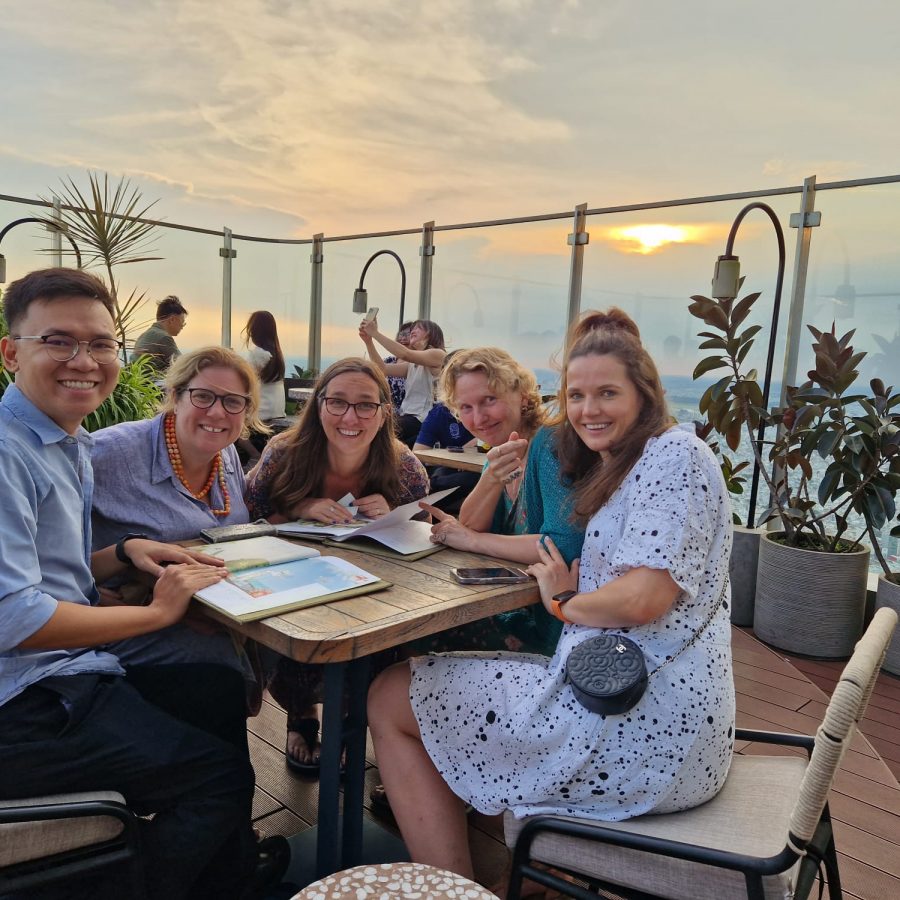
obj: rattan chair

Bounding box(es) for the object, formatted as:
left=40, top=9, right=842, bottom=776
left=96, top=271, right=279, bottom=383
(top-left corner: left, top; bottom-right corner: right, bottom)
left=505, top=607, right=898, bottom=900
left=0, top=790, right=144, bottom=897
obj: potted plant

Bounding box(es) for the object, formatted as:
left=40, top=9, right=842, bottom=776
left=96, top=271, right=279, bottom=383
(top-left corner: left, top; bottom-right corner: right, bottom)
left=689, top=289, right=900, bottom=658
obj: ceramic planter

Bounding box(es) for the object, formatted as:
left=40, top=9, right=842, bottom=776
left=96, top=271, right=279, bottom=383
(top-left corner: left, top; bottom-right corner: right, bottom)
left=729, top=525, right=764, bottom=626
left=875, top=575, right=900, bottom=676
left=754, top=532, right=869, bottom=658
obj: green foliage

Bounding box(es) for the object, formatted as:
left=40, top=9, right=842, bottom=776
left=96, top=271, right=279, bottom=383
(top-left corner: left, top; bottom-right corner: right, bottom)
left=291, top=365, right=318, bottom=381
left=38, top=172, right=162, bottom=350
left=690, top=290, right=900, bottom=571
left=82, top=355, right=161, bottom=432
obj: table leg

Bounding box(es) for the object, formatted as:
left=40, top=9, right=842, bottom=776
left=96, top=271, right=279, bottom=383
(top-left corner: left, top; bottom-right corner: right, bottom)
left=316, top=656, right=371, bottom=878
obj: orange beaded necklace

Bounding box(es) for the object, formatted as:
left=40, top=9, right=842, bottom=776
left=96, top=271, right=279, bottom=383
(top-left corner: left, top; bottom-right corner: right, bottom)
left=164, top=413, right=231, bottom=516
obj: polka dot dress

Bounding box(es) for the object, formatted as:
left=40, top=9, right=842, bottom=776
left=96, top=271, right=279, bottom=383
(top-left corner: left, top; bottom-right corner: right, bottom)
left=410, top=429, right=735, bottom=822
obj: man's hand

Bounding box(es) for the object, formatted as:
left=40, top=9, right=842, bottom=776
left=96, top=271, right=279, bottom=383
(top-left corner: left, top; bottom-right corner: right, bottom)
left=148, top=563, right=229, bottom=628
left=125, top=539, right=227, bottom=578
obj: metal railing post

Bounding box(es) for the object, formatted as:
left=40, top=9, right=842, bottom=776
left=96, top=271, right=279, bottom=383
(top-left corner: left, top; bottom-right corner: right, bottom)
left=780, top=176, right=821, bottom=404
left=50, top=196, right=62, bottom=267
left=566, top=202, right=589, bottom=327
left=418, top=220, right=435, bottom=321
left=219, top=227, right=236, bottom=347
left=308, top=233, right=324, bottom=373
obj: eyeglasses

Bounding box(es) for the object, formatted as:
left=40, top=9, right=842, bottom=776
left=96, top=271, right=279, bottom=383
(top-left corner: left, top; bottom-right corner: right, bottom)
left=320, top=397, right=384, bottom=419
left=180, top=388, right=249, bottom=415
left=13, top=334, right=123, bottom=365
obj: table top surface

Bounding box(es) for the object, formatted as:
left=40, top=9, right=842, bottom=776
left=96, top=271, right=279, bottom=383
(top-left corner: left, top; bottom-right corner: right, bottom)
left=287, top=387, right=315, bottom=401
left=202, top=539, right=538, bottom=664
left=413, top=446, right=486, bottom=473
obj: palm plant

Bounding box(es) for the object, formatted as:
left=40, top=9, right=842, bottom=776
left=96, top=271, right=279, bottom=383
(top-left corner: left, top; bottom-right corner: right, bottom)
left=39, top=172, right=162, bottom=351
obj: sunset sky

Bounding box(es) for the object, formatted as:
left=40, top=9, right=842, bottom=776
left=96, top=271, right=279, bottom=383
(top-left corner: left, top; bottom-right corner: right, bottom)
left=2, top=1, right=899, bottom=373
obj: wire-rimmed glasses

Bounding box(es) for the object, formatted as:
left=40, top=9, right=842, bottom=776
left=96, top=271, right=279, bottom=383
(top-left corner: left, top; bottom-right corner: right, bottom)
left=13, top=333, right=123, bottom=365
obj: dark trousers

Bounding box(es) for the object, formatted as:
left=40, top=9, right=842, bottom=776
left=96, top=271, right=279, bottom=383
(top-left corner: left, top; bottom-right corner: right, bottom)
left=0, top=665, right=256, bottom=900
left=397, top=413, right=423, bottom=448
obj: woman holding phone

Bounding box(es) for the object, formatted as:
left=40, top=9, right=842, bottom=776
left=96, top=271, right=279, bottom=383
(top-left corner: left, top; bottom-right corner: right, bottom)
left=360, top=316, right=446, bottom=447
left=367, top=310, right=734, bottom=891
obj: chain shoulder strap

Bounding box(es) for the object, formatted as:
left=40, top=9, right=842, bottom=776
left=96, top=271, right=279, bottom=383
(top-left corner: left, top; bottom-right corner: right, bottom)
left=648, top=576, right=729, bottom=678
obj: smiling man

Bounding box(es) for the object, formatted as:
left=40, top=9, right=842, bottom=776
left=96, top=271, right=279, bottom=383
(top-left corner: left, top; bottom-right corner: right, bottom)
left=0, top=269, right=263, bottom=900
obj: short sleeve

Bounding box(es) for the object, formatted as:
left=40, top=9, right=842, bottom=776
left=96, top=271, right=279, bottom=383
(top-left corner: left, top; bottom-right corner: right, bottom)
left=396, top=449, right=430, bottom=503
left=415, top=408, right=439, bottom=446
left=245, top=438, right=288, bottom=519
left=609, top=433, right=723, bottom=601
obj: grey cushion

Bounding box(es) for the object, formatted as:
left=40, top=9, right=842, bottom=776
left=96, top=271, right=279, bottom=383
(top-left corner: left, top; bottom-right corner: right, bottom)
left=0, top=791, right=127, bottom=866
left=504, top=755, right=806, bottom=900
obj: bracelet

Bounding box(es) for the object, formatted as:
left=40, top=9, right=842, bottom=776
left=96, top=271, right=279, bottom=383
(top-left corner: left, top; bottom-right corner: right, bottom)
left=115, top=533, right=148, bottom=564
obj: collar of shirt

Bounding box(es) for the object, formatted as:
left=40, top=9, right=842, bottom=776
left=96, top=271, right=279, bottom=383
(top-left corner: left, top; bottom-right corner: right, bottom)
left=1, top=383, right=94, bottom=450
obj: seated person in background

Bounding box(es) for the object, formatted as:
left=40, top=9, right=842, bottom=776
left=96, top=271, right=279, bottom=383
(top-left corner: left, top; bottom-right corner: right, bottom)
left=133, top=294, right=188, bottom=372
left=368, top=309, right=735, bottom=887
left=91, top=346, right=272, bottom=711
left=413, top=399, right=478, bottom=517
left=360, top=316, right=446, bottom=447
left=0, top=269, right=266, bottom=900
left=246, top=358, right=429, bottom=773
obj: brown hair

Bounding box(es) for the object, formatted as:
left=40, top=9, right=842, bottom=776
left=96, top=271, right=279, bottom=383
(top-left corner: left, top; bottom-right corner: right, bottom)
left=2, top=268, right=115, bottom=331
left=438, top=346, right=545, bottom=440
left=555, top=308, right=673, bottom=521
left=160, top=346, right=266, bottom=438
left=243, top=310, right=285, bottom=383
left=261, top=357, right=405, bottom=517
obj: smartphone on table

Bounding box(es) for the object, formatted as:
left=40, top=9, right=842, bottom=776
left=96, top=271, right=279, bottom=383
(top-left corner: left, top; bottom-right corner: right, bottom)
left=451, top=566, right=531, bottom=584
left=365, top=307, right=379, bottom=322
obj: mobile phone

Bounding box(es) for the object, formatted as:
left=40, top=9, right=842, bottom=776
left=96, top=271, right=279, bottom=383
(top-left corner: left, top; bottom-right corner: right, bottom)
left=451, top=566, right=531, bottom=584
left=447, top=446, right=465, bottom=453
left=365, top=307, right=379, bottom=322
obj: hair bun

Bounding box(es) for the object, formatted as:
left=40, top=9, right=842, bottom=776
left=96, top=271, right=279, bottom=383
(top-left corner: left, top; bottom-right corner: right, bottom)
left=572, top=308, right=641, bottom=343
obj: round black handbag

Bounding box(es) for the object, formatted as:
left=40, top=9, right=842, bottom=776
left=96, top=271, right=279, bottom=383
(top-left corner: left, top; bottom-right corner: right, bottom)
left=565, top=634, right=648, bottom=715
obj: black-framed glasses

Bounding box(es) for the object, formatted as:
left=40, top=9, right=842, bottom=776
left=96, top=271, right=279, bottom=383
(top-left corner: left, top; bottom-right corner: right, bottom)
left=180, top=387, right=249, bottom=414
left=320, top=397, right=384, bottom=419
left=13, top=334, right=123, bottom=365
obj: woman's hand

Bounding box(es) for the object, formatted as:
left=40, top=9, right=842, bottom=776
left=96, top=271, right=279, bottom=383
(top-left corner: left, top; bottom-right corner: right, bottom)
left=356, top=493, right=391, bottom=519
left=148, top=563, right=230, bottom=627
left=126, top=540, right=228, bottom=579
left=484, top=431, right=528, bottom=487
left=526, top=536, right=580, bottom=613
left=421, top=503, right=479, bottom=552
left=295, top=497, right=356, bottom=525
left=359, top=318, right=378, bottom=341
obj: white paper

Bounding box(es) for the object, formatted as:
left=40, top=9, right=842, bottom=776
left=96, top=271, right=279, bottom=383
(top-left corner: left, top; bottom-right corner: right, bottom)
left=199, top=536, right=320, bottom=570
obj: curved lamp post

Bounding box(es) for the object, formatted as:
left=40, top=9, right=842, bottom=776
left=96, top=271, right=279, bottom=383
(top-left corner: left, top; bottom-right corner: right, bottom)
left=0, top=217, right=83, bottom=283
left=711, top=202, right=786, bottom=528
left=352, top=250, right=406, bottom=331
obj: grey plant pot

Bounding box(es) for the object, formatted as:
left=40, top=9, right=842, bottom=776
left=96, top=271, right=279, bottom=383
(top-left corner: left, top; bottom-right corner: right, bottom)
left=875, top=574, right=900, bottom=676
left=754, top=532, right=869, bottom=659
left=729, top=525, right=764, bottom=626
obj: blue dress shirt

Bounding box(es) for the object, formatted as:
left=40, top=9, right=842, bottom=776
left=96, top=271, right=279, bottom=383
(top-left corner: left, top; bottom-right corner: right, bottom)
left=0, top=385, right=123, bottom=707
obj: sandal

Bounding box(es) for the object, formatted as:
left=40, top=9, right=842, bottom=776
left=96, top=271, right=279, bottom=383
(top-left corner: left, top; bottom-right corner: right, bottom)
left=285, top=717, right=321, bottom=774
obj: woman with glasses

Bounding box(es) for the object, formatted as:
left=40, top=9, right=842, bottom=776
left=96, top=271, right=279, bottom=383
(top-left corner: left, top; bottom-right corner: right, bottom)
left=245, top=358, right=429, bottom=772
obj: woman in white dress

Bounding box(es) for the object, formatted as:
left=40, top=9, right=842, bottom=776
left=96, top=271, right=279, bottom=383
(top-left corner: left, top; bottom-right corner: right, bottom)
left=367, top=308, right=735, bottom=886
left=241, top=310, right=286, bottom=460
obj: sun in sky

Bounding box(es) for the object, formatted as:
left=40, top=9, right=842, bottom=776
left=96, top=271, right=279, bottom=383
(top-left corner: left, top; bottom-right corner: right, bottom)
left=606, top=224, right=699, bottom=254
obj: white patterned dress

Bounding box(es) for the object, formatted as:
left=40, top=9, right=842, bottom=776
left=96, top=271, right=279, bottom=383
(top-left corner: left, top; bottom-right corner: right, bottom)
left=409, top=428, right=735, bottom=821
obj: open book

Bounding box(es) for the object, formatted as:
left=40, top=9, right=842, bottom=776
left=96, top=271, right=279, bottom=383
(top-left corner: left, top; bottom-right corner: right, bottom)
left=193, top=535, right=388, bottom=622
left=275, top=487, right=456, bottom=557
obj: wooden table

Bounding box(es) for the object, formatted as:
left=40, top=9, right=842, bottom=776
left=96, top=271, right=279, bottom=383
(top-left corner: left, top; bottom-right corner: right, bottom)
left=287, top=387, right=315, bottom=404
left=201, top=540, right=539, bottom=882
left=413, top=446, right=485, bottom=473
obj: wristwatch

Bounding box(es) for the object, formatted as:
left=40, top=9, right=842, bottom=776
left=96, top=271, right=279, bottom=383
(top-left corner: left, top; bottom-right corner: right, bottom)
left=115, top=533, right=148, bottom=564
left=550, top=590, right=577, bottom=624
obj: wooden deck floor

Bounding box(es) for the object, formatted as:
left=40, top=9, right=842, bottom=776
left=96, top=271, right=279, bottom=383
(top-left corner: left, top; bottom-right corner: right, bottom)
left=249, top=627, right=900, bottom=899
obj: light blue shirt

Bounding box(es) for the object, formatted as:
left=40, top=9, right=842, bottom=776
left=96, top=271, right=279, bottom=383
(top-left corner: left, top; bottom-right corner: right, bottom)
left=90, top=413, right=250, bottom=548
left=0, top=385, right=123, bottom=706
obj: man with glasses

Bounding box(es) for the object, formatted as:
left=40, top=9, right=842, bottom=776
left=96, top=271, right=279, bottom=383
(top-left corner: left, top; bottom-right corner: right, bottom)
left=133, top=294, right=188, bottom=372
left=0, top=269, right=264, bottom=900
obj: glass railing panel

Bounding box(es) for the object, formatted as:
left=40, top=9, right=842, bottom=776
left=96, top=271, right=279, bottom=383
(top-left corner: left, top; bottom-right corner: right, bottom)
left=229, top=239, right=311, bottom=374
left=429, top=218, right=571, bottom=393
left=319, top=234, right=423, bottom=368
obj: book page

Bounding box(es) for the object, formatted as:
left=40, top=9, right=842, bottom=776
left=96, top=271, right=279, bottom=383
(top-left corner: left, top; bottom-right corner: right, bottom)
left=199, top=536, right=320, bottom=572
left=195, top=554, right=380, bottom=620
